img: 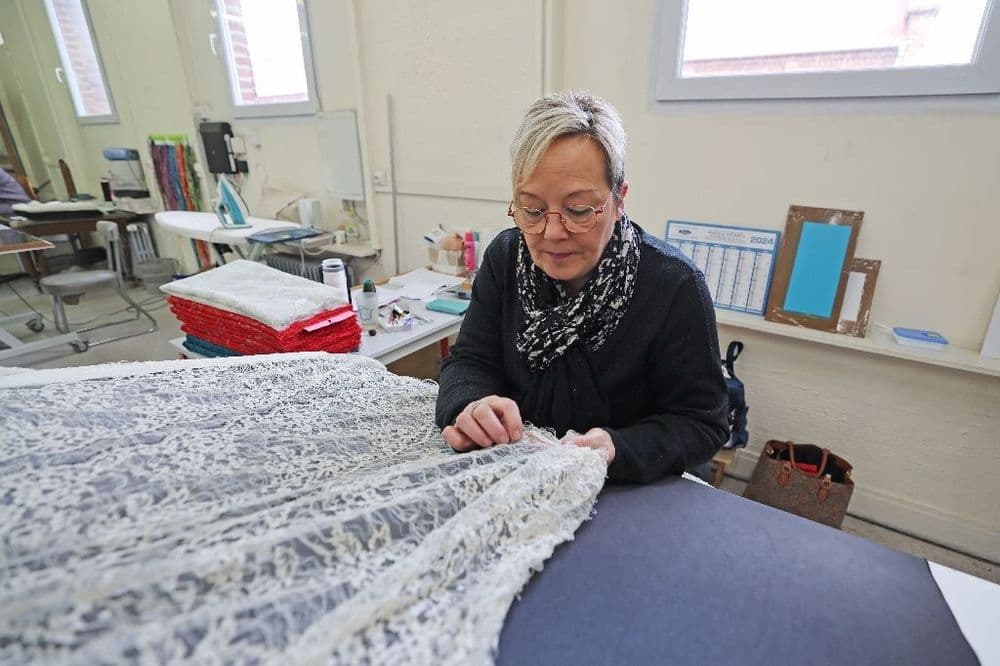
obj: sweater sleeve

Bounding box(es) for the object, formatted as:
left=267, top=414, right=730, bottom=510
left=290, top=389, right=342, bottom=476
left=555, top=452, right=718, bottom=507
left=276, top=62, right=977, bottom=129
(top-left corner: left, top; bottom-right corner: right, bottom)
left=605, top=273, right=729, bottom=483
left=434, top=239, right=511, bottom=429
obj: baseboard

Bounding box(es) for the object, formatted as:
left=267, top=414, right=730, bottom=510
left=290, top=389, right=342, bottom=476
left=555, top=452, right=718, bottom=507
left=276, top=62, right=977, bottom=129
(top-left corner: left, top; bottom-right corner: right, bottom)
left=728, top=450, right=999, bottom=564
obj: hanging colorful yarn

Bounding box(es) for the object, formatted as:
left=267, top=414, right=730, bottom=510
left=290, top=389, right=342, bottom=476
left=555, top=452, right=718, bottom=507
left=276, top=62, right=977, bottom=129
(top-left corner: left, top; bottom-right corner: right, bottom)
left=148, top=134, right=201, bottom=212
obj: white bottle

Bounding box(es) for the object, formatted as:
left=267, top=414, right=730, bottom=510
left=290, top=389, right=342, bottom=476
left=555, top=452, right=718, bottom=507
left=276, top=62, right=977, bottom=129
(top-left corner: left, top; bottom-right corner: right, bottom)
left=321, top=258, right=350, bottom=305
left=358, top=279, right=379, bottom=335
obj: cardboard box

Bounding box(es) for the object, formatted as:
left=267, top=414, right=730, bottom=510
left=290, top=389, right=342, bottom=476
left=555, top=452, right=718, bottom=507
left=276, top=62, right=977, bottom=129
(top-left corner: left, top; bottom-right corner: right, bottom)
left=427, top=247, right=466, bottom=276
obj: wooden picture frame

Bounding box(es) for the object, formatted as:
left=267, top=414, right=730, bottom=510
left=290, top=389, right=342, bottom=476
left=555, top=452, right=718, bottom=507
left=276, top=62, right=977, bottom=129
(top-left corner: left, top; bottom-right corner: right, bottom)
left=765, top=205, right=864, bottom=332
left=836, top=258, right=881, bottom=338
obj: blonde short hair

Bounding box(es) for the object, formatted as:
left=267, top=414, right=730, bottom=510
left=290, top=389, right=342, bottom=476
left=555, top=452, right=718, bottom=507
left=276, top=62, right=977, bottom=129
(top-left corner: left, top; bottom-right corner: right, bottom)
left=510, top=91, right=627, bottom=201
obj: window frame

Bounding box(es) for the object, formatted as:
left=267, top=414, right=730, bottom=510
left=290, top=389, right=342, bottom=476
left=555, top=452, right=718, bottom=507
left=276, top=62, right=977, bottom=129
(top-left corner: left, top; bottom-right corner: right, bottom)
left=653, top=0, right=1000, bottom=102
left=43, top=0, right=119, bottom=125
left=212, top=0, right=320, bottom=119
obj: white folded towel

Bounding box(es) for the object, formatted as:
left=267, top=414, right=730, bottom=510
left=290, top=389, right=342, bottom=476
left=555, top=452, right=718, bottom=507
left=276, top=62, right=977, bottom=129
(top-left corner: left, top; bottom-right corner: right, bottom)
left=161, top=260, right=346, bottom=329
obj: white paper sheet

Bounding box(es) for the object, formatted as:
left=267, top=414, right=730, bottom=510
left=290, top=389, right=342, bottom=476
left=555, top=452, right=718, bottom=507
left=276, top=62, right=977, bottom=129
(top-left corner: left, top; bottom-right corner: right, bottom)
left=381, top=268, right=464, bottom=302
left=929, top=562, right=1000, bottom=665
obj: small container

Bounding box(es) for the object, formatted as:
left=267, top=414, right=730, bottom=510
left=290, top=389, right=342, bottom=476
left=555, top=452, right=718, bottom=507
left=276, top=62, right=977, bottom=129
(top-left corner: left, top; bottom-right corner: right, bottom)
left=334, top=229, right=347, bottom=244
left=464, top=230, right=476, bottom=272
left=321, top=258, right=351, bottom=305
left=357, top=279, right=379, bottom=335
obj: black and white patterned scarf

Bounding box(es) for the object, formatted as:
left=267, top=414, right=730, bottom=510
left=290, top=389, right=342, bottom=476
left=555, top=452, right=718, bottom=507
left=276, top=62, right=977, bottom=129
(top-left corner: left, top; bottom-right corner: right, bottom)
left=515, top=214, right=640, bottom=372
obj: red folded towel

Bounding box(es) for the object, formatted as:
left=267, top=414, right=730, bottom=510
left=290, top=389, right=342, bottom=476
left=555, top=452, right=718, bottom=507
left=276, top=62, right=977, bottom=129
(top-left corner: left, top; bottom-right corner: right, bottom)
left=167, top=296, right=361, bottom=355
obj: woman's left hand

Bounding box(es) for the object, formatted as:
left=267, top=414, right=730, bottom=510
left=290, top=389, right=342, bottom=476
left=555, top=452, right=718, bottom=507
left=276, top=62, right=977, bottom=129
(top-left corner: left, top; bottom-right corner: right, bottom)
left=562, top=428, right=616, bottom=465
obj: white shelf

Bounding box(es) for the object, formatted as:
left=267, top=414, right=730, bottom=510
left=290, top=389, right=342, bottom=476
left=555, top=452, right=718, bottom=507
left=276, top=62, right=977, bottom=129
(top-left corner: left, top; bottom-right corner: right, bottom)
left=275, top=240, right=377, bottom=258
left=324, top=243, right=377, bottom=258
left=715, top=309, right=1000, bottom=379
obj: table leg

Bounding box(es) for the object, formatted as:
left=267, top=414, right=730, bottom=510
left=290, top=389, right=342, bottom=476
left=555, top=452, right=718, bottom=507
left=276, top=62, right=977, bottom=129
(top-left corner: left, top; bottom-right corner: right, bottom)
left=34, top=249, right=49, bottom=281
left=117, top=220, right=134, bottom=281
left=16, top=251, right=39, bottom=284
left=712, top=462, right=724, bottom=487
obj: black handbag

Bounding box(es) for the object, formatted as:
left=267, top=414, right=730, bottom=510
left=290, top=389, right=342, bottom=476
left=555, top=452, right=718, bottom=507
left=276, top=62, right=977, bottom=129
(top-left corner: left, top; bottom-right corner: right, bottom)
left=722, top=341, right=749, bottom=448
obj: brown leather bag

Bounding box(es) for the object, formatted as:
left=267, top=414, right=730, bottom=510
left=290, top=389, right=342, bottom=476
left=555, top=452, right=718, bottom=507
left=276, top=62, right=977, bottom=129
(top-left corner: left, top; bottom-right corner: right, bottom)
left=743, top=440, right=854, bottom=528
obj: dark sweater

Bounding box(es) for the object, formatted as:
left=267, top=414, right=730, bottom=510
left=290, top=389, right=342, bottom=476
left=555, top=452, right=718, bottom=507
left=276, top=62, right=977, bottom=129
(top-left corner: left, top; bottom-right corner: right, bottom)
left=435, top=225, right=728, bottom=483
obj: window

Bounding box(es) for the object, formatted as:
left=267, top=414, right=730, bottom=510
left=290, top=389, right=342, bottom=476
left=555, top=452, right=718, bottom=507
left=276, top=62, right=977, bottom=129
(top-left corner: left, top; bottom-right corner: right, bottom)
left=213, top=0, right=319, bottom=117
left=43, top=0, right=117, bottom=123
left=654, top=0, right=1000, bottom=101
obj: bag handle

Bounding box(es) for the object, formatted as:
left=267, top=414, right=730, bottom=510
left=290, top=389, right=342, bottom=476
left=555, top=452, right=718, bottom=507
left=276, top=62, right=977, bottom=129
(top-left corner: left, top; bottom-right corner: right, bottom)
left=787, top=442, right=830, bottom=478
left=724, top=340, right=744, bottom=378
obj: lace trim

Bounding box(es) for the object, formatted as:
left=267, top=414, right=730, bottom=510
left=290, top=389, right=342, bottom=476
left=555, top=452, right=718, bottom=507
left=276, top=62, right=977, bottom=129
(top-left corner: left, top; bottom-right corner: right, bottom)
left=0, top=354, right=606, bottom=664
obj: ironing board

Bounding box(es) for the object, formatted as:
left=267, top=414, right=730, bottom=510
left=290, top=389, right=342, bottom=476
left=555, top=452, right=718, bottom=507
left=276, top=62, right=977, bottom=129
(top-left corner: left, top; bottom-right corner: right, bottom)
left=153, top=211, right=299, bottom=263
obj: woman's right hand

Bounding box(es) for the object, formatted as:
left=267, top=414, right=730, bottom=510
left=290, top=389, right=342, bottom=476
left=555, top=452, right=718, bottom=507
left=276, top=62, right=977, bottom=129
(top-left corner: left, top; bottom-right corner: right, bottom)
left=442, top=395, right=524, bottom=451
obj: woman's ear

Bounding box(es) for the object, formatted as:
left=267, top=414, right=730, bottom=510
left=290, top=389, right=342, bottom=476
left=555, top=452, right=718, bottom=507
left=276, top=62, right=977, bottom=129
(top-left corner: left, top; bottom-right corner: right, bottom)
left=615, top=181, right=629, bottom=217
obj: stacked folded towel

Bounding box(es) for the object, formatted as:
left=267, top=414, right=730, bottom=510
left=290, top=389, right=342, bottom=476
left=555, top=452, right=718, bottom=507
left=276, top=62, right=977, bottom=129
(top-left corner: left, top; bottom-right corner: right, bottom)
left=161, top=260, right=361, bottom=356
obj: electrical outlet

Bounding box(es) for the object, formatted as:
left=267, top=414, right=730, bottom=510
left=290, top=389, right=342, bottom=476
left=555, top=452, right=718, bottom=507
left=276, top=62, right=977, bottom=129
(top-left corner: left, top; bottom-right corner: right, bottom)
left=372, top=169, right=388, bottom=187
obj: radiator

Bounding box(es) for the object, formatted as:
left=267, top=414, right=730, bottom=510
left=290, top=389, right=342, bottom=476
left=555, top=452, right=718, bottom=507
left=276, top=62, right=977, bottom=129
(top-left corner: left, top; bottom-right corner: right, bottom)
left=266, top=252, right=344, bottom=284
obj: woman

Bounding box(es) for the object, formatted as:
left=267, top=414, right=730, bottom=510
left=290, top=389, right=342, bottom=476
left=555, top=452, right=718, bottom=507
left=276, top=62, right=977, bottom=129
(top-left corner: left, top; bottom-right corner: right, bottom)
left=435, top=91, right=728, bottom=483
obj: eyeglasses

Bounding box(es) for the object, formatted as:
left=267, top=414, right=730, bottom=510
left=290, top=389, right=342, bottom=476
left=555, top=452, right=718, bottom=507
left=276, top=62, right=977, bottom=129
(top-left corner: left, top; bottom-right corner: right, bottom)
left=507, top=193, right=612, bottom=234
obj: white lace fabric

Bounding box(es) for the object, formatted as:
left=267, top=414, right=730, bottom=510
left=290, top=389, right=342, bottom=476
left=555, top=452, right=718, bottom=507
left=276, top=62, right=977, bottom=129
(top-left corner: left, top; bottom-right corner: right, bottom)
left=0, top=354, right=606, bottom=664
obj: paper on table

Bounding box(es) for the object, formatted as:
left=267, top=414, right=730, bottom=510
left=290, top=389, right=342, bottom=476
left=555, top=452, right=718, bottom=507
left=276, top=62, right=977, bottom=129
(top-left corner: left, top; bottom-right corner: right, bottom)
left=382, top=268, right=464, bottom=302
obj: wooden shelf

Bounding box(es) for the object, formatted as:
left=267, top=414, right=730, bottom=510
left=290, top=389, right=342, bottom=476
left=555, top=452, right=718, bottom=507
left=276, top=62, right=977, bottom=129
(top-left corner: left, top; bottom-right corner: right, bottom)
left=715, top=309, right=1000, bottom=379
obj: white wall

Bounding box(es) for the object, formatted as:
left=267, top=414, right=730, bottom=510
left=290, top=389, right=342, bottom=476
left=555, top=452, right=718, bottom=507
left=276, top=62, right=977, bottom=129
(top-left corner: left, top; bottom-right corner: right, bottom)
left=0, top=0, right=92, bottom=274
left=169, top=0, right=365, bottom=227
left=351, top=0, right=544, bottom=275
left=0, top=1, right=86, bottom=199
left=5, top=0, right=997, bottom=560
left=349, top=0, right=999, bottom=560
left=2, top=0, right=373, bottom=272
left=557, top=0, right=999, bottom=560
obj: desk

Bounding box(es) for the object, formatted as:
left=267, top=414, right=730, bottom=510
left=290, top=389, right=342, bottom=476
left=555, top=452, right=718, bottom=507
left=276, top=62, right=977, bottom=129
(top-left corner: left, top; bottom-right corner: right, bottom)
left=0, top=224, right=83, bottom=361
left=498, top=477, right=998, bottom=665
left=356, top=299, right=463, bottom=365
left=2, top=210, right=146, bottom=281
left=169, top=299, right=463, bottom=366
left=1, top=355, right=995, bottom=664
left=0, top=224, right=53, bottom=256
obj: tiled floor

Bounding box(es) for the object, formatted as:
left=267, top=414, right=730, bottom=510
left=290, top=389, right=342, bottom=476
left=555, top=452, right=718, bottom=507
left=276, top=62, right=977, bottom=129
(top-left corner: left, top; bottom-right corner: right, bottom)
left=2, top=275, right=996, bottom=584
left=0, top=276, right=183, bottom=369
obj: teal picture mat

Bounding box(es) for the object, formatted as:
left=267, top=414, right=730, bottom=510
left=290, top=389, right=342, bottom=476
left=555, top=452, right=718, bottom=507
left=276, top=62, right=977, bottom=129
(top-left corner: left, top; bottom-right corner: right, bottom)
left=784, top=222, right=852, bottom=318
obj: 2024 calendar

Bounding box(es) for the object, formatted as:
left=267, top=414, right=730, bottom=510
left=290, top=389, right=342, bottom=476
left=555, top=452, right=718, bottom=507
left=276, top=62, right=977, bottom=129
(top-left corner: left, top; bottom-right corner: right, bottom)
left=666, top=220, right=780, bottom=316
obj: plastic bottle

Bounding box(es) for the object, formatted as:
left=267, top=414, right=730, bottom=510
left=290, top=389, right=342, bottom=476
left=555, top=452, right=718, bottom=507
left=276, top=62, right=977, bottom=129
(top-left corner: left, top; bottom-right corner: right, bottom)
left=321, top=258, right=351, bottom=305
left=464, top=230, right=476, bottom=273
left=358, top=279, right=379, bottom=335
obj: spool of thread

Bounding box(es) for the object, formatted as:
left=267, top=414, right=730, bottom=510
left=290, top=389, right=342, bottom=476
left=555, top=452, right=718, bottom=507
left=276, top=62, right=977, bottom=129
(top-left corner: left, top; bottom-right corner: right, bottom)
left=358, top=279, right=379, bottom=335
left=321, top=258, right=351, bottom=305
